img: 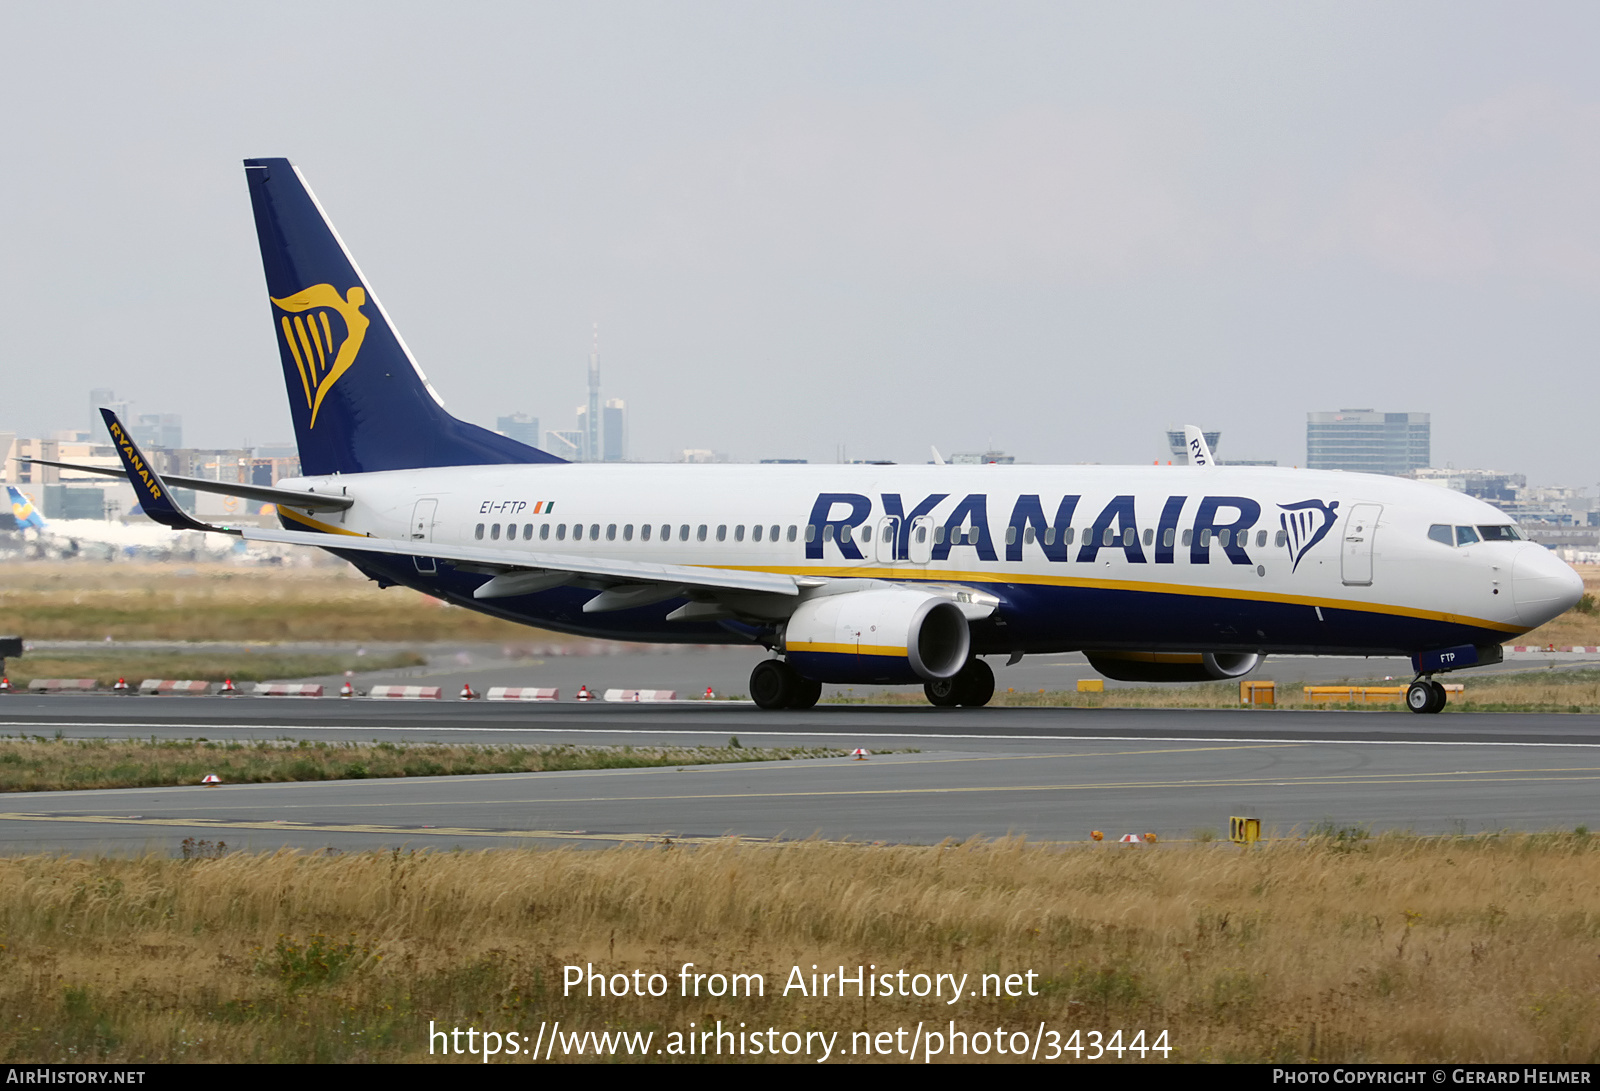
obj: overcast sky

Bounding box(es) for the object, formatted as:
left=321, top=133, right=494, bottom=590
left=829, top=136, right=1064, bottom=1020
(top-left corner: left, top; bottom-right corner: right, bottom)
left=1, top=3, right=1596, bottom=484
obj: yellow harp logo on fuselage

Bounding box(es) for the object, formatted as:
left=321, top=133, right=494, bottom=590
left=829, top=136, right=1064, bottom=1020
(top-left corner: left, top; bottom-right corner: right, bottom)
left=270, top=284, right=370, bottom=428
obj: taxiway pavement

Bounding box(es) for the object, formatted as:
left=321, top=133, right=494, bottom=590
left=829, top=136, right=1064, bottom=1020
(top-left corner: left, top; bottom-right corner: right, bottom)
left=0, top=696, right=1595, bottom=854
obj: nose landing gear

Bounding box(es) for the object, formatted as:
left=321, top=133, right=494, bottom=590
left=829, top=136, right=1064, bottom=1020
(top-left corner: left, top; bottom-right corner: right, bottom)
left=1406, top=678, right=1448, bottom=714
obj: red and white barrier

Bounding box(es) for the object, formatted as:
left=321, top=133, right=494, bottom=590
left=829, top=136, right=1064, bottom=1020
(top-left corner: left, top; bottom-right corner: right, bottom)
left=139, top=680, right=210, bottom=695
left=603, top=688, right=678, bottom=703
left=367, top=685, right=443, bottom=700
left=486, top=687, right=559, bottom=701
left=251, top=683, right=325, bottom=697
left=27, top=678, right=97, bottom=693
left=1508, top=645, right=1600, bottom=653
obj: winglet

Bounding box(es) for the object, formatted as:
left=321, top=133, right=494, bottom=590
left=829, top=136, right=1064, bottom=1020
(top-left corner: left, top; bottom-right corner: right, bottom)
left=930, top=446, right=947, bottom=466
left=1182, top=425, right=1216, bottom=468
left=100, top=409, right=237, bottom=534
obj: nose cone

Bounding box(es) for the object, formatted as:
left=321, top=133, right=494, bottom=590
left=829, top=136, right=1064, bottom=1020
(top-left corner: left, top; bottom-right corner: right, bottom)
left=1512, top=546, right=1585, bottom=629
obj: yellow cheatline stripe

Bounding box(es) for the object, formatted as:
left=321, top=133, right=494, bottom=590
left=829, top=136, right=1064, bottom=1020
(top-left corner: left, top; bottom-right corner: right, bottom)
left=281, top=316, right=312, bottom=407
left=277, top=506, right=368, bottom=537
left=270, top=516, right=1513, bottom=635
left=706, top=562, right=1522, bottom=632
left=397, top=770, right=1600, bottom=805
left=788, top=641, right=908, bottom=658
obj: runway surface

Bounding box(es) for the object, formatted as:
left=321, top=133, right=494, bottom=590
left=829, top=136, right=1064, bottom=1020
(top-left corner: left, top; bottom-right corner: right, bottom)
left=33, top=640, right=1600, bottom=703
left=1, top=695, right=1596, bottom=853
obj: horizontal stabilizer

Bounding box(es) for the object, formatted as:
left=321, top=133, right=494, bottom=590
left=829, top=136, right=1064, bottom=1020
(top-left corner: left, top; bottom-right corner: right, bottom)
left=16, top=457, right=353, bottom=512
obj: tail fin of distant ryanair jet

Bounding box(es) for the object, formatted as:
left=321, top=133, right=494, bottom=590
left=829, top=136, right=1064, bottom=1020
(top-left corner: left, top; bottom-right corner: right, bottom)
left=243, top=158, right=566, bottom=475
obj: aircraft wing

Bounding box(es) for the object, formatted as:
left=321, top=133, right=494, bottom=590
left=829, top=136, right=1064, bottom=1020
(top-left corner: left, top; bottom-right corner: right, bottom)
left=240, top=525, right=802, bottom=598
left=15, top=457, right=353, bottom=512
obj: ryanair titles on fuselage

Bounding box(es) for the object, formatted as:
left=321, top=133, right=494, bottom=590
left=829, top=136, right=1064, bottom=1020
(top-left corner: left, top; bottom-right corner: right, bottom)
left=801, top=491, right=1338, bottom=568
left=463, top=488, right=1344, bottom=570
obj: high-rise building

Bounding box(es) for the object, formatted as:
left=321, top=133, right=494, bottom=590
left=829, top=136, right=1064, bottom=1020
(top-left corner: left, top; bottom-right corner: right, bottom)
left=602, top=399, right=627, bottom=462
left=130, top=413, right=182, bottom=449
left=585, top=325, right=601, bottom=461
left=1307, top=409, right=1430, bottom=475
left=88, top=388, right=130, bottom=435
left=496, top=413, right=540, bottom=447
left=557, top=325, right=627, bottom=461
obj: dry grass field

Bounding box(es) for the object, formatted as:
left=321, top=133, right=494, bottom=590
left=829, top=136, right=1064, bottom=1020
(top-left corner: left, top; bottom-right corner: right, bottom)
left=0, top=836, right=1596, bottom=1063
left=0, top=562, right=545, bottom=642
left=0, top=737, right=845, bottom=792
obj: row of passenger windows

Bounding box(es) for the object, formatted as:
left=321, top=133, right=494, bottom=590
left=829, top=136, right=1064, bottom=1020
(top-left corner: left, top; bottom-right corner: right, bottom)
left=475, top=522, right=803, bottom=543
left=472, top=521, right=1293, bottom=550
left=1427, top=524, right=1523, bottom=547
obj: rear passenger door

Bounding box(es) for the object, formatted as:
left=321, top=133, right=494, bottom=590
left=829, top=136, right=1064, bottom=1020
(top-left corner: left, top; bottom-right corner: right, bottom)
left=411, top=499, right=438, bottom=574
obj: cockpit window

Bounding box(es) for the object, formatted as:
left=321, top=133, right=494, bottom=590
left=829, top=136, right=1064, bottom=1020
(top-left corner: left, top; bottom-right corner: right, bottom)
left=1477, top=525, right=1521, bottom=542
left=1455, top=526, right=1480, bottom=547
left=1427, top=525, right=1453, bottom=547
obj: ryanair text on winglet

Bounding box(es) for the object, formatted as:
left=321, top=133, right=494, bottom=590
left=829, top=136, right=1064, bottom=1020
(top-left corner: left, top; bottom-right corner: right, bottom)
left=109, top=421, right=161, bottom=501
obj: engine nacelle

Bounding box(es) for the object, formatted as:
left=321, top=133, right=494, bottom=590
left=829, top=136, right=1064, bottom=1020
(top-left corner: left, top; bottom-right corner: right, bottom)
left=784, top=588, right=970, bottom=684
left=1084, top=650, right=1264, bottom=683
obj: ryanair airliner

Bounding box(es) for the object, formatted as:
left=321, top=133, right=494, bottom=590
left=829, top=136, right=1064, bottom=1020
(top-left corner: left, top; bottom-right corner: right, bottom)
left=31, top=159, right=1585, bottom=713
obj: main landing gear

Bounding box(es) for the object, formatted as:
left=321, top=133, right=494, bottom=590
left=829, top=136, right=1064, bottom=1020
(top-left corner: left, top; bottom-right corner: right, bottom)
left=749, top=659, right=822, bottom=710
left=924, top=658, right=995, bottom=708
left=1405, top=678, right=1448, bottom=715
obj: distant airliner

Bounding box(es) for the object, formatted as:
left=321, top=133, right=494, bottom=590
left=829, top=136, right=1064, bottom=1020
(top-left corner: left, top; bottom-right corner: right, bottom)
left=29, top=159, right=1585, bottom=713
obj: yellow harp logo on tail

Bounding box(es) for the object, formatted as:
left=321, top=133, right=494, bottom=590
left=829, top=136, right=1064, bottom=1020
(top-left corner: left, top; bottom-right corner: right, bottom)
left=270, top=285, right=370, bottom=428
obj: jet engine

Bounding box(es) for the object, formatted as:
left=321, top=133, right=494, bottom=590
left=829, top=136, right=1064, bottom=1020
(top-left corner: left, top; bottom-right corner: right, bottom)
left=783, top=588, right=970, bottom=684
left=1084, top=650, right=1264, bottom=683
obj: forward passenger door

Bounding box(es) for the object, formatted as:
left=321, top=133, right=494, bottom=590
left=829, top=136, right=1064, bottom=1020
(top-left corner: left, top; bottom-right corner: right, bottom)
left=1341, top=503, right=1382, bottom=586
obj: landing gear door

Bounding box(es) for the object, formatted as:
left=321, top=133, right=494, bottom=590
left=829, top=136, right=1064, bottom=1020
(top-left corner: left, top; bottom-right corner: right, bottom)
left=1341, top=503, right=1382, bottom=586
left=875, top=516, right=900, bottom=564
left=411, top=498, right=438, bottom=574
left=908, top=515, right=934, bottom=565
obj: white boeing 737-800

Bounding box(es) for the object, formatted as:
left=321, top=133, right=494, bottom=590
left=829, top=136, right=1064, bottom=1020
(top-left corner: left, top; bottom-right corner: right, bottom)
left=32, top=159, right=1584, bottom=712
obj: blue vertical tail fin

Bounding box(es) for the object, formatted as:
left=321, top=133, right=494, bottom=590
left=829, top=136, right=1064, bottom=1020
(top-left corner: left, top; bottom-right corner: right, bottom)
left=244, top=158, right=566, bottom=475
left=6, top=487, right=45, bottom=531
